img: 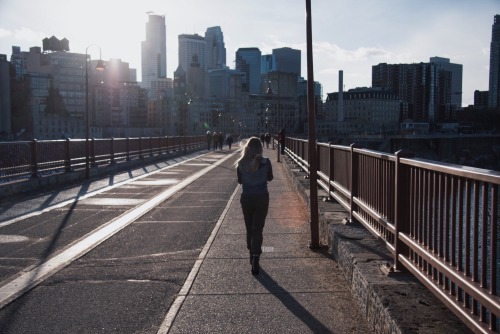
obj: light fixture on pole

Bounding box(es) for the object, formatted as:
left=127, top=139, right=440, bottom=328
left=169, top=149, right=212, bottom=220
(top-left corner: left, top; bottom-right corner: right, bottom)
left=85, top=45, right=106, bottom=179
left=266, top=77, right=280, bottom=162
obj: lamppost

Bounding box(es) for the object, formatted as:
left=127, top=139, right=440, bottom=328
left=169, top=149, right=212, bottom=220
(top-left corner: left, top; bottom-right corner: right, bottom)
left=182, top=94, right=191, bottom=153
left=85, top=45, right=106, bottom=179
left=266, top=78, right=280, bottom=162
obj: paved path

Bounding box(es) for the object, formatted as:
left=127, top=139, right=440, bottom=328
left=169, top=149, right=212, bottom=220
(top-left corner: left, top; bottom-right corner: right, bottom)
left=162, top=146, right=374, bottom=333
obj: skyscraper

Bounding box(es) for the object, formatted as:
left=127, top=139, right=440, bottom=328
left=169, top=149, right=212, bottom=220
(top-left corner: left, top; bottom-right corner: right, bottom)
left=430, top=57, right=463, bottom=108
left=261, top=54, right=273, bottom=74
left=272, top=47, right=301, bottom=77
left=372, top=60, right=459, bottom=123
left=178, top=34, right=207, bottom=73
left=178, top=34, right=207, bottom=97
left=205, top=26, right=226, bottom=70
left=488, top=14, right=500, bottom=108
left=235, top=48, right=261, bottom=94
left=0, top=54, right=11, bottom=137
left=141, top=14, right=167, bottom=92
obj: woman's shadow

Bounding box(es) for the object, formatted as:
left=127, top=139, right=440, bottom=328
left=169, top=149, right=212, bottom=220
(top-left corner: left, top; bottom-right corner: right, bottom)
left=256, top=268, right=333, bottom=333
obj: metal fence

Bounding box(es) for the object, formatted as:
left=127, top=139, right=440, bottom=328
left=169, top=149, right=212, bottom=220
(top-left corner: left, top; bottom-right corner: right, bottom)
left=0, top=135, right=205, bottom=181
left=286, top=137, right=500, bottom=334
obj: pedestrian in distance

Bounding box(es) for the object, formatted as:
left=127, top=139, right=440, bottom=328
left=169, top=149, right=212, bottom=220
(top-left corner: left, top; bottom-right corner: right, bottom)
left=218, top=132, right=224, bottom=150
left=260, top=133, right=265, bottom=146
left=206, top=131, right=212, bottom=150
left=278, top=128, right=286, bottom=155
left=212, top=131, right=218, bottom=151
left=226, top=133, right=234, bottom=150
left=236, top=137, right=274, bottom=275
left=264, top=132, right=271, bottom=149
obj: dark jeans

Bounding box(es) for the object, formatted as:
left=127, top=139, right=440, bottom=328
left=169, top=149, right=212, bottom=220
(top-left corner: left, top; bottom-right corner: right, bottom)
left=240, top=193, right=269, bottom=255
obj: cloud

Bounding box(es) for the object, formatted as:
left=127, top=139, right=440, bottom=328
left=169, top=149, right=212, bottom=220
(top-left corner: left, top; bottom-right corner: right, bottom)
left=313, top=41, right=394, bottom=63
left=13, top=27, right=45, bottom=43
left=0, top=28, right=12, bottom=38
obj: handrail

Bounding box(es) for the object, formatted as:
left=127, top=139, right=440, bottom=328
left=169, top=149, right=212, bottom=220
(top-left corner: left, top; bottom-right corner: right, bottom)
left=285, top=136, right=500, bottom=333
left=0, top=135, right=205, bottom=182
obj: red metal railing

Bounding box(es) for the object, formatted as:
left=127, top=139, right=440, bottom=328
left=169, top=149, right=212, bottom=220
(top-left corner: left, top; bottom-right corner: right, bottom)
left=0, top=135, right=205, bottom=181
left=286, top=136, right=500, bottom=333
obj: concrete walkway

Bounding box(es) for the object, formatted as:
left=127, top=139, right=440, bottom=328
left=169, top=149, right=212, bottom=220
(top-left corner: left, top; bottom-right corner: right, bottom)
left=162, top=146, right=373, bottom=333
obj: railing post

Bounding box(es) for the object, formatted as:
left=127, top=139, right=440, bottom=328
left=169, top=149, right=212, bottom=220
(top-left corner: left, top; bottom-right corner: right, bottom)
left=90, top=138, right=96, bottom=167
left=349, top=143, right=362, bottom=223
left=394, top=149, right=415, bottom=271
left=110, top=137, right=115, bottom=165
left=30, top=139, right=38, bottom=178
left=149, top=136, right=153, bottom=157
left=126, top=137, right=130, bottom=161
left=139, top=137, right=143, bottom=159
left=328, top=142, right=334, bottom=200
left=64, top=138, right=71, bottom=173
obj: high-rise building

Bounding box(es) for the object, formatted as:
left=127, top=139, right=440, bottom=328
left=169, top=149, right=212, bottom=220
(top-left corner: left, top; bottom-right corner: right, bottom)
left=488, top=14, right=500, bottom=108
left=373, top=59, right=460, bottom=123
left=0, top=54, right=11, bottom=137
left=261, top=54, right=273, bottom=74
left=141, top=14, right=167, bottom=92
left=430, top=57, right=463, bottom=107
left=474, top=90, right=489, bottom=108
left=205, top=26, right=226, bottom=70
left=235, top=47, right=261, bottom=94
left=178, top=34, right=207, bottom=73
left=9, top=46, right=87, bottom=139
left=272, top=47, right=301, bottom=77
left=178, top=34, right=207, bottom=97
left=207, top=68, right=244, bottom=100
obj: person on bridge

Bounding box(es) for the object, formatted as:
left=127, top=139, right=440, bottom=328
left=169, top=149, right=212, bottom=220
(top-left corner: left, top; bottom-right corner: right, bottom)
left=206, top=131, right=212, bottom=150
left=236, top=137, right=274, bottom=275
left=218, top=132, right=224, bottom=150
left=226, top=133, right=234, bottom=150
left=264, top=132, right=271, bottom=149
left=212, top=131, right=218, bottom=151
left=278, top=128, right=285, bottom=155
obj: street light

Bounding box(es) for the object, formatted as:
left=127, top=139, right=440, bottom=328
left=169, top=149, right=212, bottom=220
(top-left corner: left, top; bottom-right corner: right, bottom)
left=266, top=77, right=280, bottom=162
left=183, top=94, right=191, bottom=153
left=85, top=45, right=106, bottom=179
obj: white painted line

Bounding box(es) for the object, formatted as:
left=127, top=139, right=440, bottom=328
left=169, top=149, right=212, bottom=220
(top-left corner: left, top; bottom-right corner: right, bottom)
left=0, top=152, right=236, bottom=309
left=156, top=184, right=240, bottom=334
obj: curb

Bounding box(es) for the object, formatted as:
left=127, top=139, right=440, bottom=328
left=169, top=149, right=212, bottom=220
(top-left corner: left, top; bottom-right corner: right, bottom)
left=280, top=154, right=471, bottom=334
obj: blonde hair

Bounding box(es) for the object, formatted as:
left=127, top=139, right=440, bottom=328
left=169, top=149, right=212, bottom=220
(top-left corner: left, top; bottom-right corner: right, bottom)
left=236, top=137, right=263, bottom=172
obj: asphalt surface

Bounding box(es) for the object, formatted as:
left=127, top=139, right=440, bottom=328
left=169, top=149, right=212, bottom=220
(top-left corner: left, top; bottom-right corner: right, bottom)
left=0, top=144, right=374, bottom=333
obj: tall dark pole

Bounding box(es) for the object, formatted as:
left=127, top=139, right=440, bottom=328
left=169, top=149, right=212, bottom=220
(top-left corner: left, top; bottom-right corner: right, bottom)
left=84, top=45, right=106, bottom=180
left=85, top=50, right=90, bottom=179
left=306, top=0, right=320, bottom=248
left=276, top=78, right=280, bottom=162
left=269, top=78, right=280, bottom=162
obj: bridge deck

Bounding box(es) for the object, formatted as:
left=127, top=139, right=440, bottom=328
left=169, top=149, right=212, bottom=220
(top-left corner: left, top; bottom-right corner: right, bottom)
left=0, top=145, right=470, bottom=333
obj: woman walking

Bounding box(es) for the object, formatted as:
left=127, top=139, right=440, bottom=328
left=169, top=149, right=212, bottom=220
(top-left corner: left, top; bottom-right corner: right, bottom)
left=236, top=137, right=273, bottom=274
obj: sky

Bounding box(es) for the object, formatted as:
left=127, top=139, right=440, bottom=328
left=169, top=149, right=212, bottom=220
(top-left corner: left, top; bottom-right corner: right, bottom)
left=0, top=0, right=498, bottom=107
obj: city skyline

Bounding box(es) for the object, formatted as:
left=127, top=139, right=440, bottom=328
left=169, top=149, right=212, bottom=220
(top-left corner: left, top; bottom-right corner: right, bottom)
left=0, top=0, right=498, bottom=107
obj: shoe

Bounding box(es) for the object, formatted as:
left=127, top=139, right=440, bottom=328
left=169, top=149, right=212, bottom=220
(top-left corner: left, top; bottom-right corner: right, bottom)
left=251, top=255, right=259, bottom=275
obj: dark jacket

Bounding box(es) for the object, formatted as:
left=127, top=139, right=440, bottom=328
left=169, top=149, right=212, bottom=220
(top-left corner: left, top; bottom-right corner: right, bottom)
left=237, top=156, right=273, bottom=194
